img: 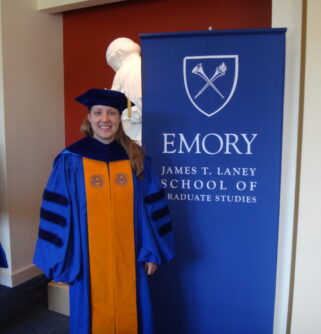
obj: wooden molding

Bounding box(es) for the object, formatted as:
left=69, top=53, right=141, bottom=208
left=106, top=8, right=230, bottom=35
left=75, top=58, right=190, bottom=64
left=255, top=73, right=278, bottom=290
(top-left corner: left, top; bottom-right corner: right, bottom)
left=37, top=0, right=126, bottom=14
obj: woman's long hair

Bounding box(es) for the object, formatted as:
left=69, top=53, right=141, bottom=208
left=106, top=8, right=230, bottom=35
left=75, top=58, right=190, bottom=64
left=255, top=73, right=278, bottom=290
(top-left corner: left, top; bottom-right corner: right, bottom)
left=81, top=116, right=144, bottom=178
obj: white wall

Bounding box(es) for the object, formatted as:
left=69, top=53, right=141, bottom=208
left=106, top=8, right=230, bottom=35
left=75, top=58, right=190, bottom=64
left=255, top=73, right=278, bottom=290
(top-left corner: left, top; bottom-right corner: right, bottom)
left=290, top=0, right=321, bottom=333
left=272, top=0, right=302, bottom=333
left=0, top=0, right=65, bottom=287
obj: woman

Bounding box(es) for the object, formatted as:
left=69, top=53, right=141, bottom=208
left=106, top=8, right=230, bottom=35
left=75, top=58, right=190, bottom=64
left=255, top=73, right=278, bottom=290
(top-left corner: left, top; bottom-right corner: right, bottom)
left=33, top=89, right=174, bottom=334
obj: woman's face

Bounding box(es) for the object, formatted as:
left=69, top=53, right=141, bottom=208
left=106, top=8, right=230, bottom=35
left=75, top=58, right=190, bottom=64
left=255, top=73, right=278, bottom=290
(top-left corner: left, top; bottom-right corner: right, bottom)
left=88, top=105, right=121, bottom=144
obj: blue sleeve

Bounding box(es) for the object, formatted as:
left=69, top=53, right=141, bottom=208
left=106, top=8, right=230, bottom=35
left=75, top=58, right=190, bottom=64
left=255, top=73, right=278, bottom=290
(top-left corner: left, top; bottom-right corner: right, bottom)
left=0, top=242, right=8, bottom=268
left=33, top=154, right=81, bottom=283
left=137, top=158, right=175, bottom=265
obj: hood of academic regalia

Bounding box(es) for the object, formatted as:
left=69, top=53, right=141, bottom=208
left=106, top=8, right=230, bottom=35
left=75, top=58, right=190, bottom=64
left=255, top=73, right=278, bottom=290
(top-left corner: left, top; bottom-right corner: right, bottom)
left=64, top=137, right=128, bottom=162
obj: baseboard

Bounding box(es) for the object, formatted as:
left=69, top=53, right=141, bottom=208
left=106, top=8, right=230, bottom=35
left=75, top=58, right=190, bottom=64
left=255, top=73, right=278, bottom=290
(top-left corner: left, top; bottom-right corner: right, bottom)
left=0, top=264, right=43, bottom=287
left=0, top=268, right=13, bottom=287
left=48, top=281, right=70, bottom=316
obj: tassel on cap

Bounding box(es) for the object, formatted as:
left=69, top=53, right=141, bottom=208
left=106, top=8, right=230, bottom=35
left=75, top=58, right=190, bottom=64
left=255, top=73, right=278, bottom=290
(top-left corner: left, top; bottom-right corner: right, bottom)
left=127, top=98, right=132, bottom=118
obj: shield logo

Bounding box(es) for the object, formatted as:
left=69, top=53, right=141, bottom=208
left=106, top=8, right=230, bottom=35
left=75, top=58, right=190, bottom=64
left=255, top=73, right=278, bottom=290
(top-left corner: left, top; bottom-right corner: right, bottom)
left=183, top=55, right=238, bottom=117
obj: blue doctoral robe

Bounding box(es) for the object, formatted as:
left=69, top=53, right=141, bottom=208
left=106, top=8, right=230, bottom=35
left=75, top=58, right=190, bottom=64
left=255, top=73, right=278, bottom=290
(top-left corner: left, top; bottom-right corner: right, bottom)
left=0, top=242, right=8, bottom=268
left=33, top=137, right=175, bottom=334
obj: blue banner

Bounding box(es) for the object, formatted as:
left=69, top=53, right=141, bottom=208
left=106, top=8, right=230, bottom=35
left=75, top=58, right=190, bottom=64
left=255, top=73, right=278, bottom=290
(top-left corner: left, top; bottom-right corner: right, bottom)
left=141, top=29, right=286, bottom=334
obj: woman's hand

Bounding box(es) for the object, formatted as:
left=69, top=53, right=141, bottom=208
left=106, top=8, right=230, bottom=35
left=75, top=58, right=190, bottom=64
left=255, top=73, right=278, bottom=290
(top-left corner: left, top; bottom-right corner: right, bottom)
left=144, top=262, right=158, bottom=275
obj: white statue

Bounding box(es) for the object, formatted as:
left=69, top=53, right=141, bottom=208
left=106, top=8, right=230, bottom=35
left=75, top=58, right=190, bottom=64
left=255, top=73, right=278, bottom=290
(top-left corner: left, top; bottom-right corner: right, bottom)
left=106, top=37, right=142, bottom=144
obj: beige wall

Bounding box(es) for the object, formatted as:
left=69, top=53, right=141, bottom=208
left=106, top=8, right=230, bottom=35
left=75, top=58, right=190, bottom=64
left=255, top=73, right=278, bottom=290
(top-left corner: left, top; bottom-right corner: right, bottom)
left=0, top=0, right=64, bottom=287
left=290, top=0, right=321, bottom=333
left=0, top=0, right=11, bottom=279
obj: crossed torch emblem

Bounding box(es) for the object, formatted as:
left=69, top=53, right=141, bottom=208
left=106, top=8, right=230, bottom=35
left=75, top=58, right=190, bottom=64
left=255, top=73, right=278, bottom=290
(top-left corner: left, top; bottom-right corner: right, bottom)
left=192, top=62, right=227, bottom=99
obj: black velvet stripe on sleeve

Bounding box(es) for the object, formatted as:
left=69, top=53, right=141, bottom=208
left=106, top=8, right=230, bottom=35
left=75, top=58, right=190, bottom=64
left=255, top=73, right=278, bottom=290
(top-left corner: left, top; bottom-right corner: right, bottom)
left=144, top=189, right=166, bottom=204
left=151, top=205, right=169, bottom=221
left=40, top=208, right=67, bottom=227
left=39, top=228, right=63, bottom=247
left=158, top=222, right=172, bottom=236
left=43, top=189, right=69, bottom=206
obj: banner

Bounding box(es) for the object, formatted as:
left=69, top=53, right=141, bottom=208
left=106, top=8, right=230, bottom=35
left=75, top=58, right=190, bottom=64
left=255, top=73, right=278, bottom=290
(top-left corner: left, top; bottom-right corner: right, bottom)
left=141, top=29, right=286, bottom=334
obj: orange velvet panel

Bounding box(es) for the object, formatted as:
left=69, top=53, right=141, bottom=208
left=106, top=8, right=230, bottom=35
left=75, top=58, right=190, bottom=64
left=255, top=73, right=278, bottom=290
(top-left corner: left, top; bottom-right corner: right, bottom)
left=83, top=157, right=137, bottom=334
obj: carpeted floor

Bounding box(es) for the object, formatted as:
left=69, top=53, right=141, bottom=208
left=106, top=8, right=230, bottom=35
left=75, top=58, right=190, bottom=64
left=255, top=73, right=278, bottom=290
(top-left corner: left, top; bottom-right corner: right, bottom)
left=0, top=275, right=69, bottom=334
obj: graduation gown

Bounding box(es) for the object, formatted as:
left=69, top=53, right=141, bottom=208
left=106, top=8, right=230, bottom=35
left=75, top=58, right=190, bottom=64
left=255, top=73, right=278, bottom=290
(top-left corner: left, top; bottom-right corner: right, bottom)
left=33, top=137, right=174, bottom=334
left=0, top=242, right=8, bottom=268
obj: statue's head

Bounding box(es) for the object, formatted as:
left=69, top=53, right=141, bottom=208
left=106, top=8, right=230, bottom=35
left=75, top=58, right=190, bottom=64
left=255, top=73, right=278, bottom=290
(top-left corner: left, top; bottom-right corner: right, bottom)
left=106, top=37, right=141, bottom=72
